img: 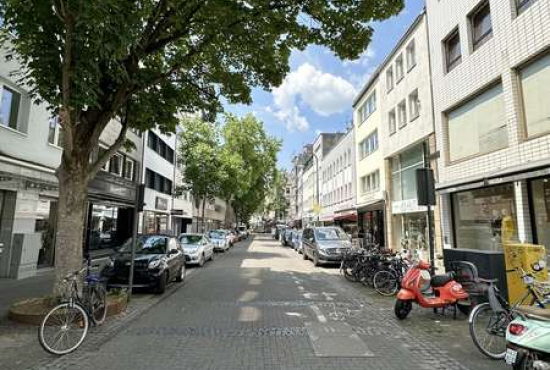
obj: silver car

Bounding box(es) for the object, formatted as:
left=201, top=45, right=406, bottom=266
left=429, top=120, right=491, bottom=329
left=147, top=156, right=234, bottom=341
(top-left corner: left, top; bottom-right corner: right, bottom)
left=302, top=227, right=352, bottom=266
left=208, top=230, right=230, bottom=252
left=178, top=233, right=215, bottom=267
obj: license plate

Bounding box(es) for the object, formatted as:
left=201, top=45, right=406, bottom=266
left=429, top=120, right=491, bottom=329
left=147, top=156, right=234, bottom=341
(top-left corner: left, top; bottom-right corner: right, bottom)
left=505, top=348, right=517, bottom=365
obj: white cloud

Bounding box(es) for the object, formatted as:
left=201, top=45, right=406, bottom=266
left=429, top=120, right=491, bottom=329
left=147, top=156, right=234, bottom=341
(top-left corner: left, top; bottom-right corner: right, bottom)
left=343, top=46, right=376, bottom=67
left=272, top=63, right=356, bottom=132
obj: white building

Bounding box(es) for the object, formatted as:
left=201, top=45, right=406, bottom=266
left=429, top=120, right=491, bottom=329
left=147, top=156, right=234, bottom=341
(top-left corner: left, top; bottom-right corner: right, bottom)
left=140, top=129, right=176, bottom=234
left=378, top=12, right=439, bottom=255
left=426, top=0, right=550, bottom=253
left=319, top=128, right=357, bottom=232
left=353, top=75, right=386, bottom=247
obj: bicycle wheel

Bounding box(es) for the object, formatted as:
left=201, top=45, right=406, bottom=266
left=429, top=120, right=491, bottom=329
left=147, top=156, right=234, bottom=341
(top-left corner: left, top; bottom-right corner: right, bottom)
left=342, top=259, right=358, bottom=283
left=39, top=302, right=89, bottom=355
left=374, top=270, right=398, bottom=296
left=468, top=302, right=509, bottom=360
left=90, top=284, right=107, bottom=325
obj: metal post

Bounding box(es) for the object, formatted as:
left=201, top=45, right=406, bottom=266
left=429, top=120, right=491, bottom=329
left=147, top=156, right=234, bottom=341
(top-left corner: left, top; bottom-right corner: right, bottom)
left=313, top=152, right=320, bottom=224
left=423, top=141, right=436, bottom=275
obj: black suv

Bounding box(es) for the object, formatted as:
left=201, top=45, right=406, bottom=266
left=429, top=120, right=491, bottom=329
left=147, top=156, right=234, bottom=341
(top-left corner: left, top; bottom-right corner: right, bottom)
left=302, top=227, right=352, bottom=266
left=102, top=234, right=186, bottom=294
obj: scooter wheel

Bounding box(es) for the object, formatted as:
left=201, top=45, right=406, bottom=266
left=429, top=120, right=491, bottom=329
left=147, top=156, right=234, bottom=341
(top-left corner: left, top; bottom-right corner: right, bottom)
left=394, top=299, right=412, bottom=320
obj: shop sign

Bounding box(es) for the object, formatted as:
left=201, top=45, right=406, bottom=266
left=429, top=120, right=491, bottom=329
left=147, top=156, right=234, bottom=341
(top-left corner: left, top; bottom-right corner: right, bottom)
left=155, top=196, right=168, bottom=211
left=392, top=199, right=427, bottom=214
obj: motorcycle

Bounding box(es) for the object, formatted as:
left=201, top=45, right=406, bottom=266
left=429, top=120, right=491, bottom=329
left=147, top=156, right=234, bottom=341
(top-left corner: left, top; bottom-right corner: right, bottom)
left=394, top=259, right=469, bottom=320
left=505, top=261, right=550, bottom=370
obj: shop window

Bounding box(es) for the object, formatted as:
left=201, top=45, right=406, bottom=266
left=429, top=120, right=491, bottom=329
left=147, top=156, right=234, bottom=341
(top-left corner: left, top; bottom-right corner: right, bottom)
left=448, top=83, right=507, bottom=162
left=530, top=178, right=550, bottom=255
left=88, top=204, right=121, bottom=250
left=35, top=198, right=58, bottom=268
left=406, top=40, right=416, bottom=71
left=0, top=86, right=21, bottom=130
left=386, top=67, right=394, bottom=92
left=409, top=89, right=420, bottom=121
left=470, top=1, right=492, bottom=51
left=358, top=91, right=376, bottom=123
left=396, top=54, right=404, bottom=82
left=519, top=53, right=550, bottom=138
left=444, top=28, right=462, bottom=72
left=452, top=183, right=517, bottom=251
left=398, top=100, right=407, bottom=128
left=388, top=109, right=396, bottom=135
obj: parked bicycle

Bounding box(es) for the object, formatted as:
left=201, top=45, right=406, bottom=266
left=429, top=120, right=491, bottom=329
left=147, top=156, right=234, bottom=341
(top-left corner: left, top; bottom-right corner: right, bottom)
left=39, top=257, right=107, bottom=355
left=373, top=252, right=410, bottom=296
left=469, top=261, right=550, bottom=360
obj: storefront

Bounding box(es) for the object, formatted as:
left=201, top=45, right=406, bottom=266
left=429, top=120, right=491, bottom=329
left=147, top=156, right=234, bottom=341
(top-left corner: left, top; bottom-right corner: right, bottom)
left=357, top=205, right=385, bottom=248
left=389, top=144, right=430, bottom=253
left=334, top=210, right=358, bottom=237
left=451, top=183, right=517, bottom=251
left=530, top=177, right=550, bottom=251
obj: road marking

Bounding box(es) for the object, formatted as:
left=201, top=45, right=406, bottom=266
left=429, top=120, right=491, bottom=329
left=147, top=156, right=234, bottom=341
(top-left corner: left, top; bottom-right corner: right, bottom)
left=298, top=286, right=305, bottom=291
left=321, top=292, right=337, bottom=301
left=303, top=292, right=319, bottom=300
left=310, top=305, right=327, bottom=323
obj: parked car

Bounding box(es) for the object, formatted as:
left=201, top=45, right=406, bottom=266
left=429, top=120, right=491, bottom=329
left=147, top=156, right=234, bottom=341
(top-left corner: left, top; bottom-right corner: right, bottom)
left=282, top=228, right=294, bottom=246
left=292, top=230, right=303, bottom=253
left=208, top=230, right=230, bottom=252
left=302, top=227, right=352, bottom=266
left=178, top=233, right=215, bottom=267
left=228, top=230, right=239, bottom=244
left=237, top=225, right=249, bottom=240
left=102, top=234, right=185, bottom=294
left=274, top=225, right=286, bottom=240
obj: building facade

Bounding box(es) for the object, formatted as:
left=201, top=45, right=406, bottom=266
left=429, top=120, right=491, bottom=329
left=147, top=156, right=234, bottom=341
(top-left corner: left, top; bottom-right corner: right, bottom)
left=0, top=43, right=142, bottom=279
left=319, top=128, right=357, bottom=233
left=426, top=0, right=550, bottom=253
left=378, top=12, right=440, bottom=258
left=353, top=76, right=386, bottom=248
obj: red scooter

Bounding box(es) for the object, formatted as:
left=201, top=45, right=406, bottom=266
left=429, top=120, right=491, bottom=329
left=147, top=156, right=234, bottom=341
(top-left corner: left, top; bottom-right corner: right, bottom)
left=394, top=260, right=469, bottom=320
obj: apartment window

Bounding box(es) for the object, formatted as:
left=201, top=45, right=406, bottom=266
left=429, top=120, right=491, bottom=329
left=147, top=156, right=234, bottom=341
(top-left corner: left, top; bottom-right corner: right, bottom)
left=516, top=0, right=539, bottom=15
left=386, top=67, right=394, bottom=92
left=448, top=83, right=507, bottom=162
left=520, top=53, right=550, bottom=138
left=409, top=89, right=420, bottom=121
left=148, top=131, right=174, bottom=164
left=48, top=116, right=64, bottom=147
left=148, top=131, right=158, bottom=151
left=388, top=109, right=396, bottom=135
left=406, top=40, right=416, bottom=71
left=396, top=54, right=404, bottom=82
left=359, top=91, right=377, bottom=123
left=0, top=86, right=21, bottom=130
left=109, top=154, right=123, bottom=176
left=359, top=130, right=378, bottom=159
left=444, top=28, right=462, bottom=72
left=361, top=170, right=380, bottom=193
left=398, top=100, right=407, bottom=128
left=124, top=158, right=135, bottom=181
left=144, top=168, right=173, bottom=195
left=470, top=1, right=492, bottom=50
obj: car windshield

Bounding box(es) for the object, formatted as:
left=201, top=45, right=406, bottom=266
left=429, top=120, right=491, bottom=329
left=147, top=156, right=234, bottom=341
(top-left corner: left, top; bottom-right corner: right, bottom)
left=179, top=235, right=202, bottom=245
left=118, top=236, right=167, bottom=254
left=208, top=231, right=224, bottom=239
left=314, top=228, right=348, bottom=241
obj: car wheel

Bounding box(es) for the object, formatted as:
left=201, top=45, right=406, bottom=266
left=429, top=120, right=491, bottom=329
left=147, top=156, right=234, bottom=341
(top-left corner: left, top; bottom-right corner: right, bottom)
left=313, top=252, right=320, bottom=267
left=175, top=264, right=185, bottom=283
left=155, top=272, right=167, bottom=294
left=198, top=254, right=205, bottom=267
left=209, top=252, right=214, bottom=261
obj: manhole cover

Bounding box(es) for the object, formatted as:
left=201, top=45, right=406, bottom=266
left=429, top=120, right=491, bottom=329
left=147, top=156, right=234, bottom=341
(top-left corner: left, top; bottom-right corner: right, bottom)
left=306, top=322, right=374, bottom=357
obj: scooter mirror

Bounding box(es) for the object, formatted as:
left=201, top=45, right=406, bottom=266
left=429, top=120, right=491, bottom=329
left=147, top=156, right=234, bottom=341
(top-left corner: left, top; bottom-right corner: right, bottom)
left=532, top=260, right=547, bottom=272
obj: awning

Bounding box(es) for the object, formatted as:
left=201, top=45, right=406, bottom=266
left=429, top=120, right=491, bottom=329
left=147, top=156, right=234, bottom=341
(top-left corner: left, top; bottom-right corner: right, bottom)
left=356, top=200, right=385, bottom=212
left=334, top=213, right=358, bottom=222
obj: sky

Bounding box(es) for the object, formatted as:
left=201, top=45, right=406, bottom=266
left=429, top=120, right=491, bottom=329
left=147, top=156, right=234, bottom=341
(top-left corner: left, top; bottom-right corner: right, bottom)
left=224, top=0, right=425, bottom=170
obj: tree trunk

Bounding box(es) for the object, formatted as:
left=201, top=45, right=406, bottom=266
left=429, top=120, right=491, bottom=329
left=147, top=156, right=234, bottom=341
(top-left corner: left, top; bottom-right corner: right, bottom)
left=201, top=197, right=206, bottom=233
left=53, top=157, right=89, bottom=296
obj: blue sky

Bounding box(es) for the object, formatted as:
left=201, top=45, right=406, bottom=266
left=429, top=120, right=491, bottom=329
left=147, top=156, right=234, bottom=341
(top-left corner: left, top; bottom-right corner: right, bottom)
left=224, top=0, right=425, bottom=170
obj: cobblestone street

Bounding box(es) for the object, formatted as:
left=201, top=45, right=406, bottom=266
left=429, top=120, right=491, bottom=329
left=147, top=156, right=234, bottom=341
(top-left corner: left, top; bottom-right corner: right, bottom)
left=4, top=235, right=508, bottom=370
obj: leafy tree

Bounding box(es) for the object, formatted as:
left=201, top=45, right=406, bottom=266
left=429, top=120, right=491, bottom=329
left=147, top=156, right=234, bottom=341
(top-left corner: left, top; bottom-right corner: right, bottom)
left=0, top=0, right=404, bottom=293
left=177, top=117, right=223, bottom=232
left=222, top=114, right=280, bottom=226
